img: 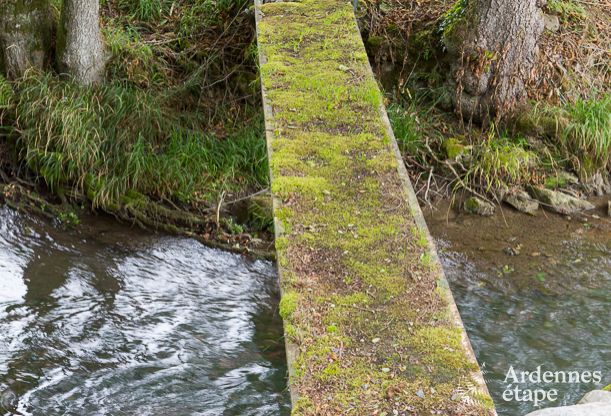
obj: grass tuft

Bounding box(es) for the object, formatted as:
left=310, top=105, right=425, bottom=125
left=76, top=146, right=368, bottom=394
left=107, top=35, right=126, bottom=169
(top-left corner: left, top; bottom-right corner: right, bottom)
left=0, top=75, right=12, bottom=108
left=561, top=95, right=610, bottom=174
left=467, top=130, right=537, bottom=191
left=115, top=0, right=174, bottom=21
left=547, top=0, right=587, bottom=22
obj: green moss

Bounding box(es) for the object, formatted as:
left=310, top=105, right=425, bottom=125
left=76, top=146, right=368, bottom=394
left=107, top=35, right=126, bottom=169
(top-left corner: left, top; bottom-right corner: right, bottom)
left=279, top=291, right=299, bottom=320
left=271, top=176, right=330, bottom=199
left=257, top=0, right=492, bottom=413
left=464, top=197, right=479, bottom=213
left=292, top=397, right=314, bottom=413
left=443, top=137, right=468, bottom=160
left=547, top=0, right=587, bottom=22
left=366, top=35, right=384, bottom=49
left=284, top=322, right=298, bottom=339
left=326, top=324, right=338, bottom=333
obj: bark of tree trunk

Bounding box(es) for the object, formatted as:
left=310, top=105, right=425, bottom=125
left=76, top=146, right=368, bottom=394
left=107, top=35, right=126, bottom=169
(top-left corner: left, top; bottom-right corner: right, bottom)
left=0, top=0, right=52, bottom=79
left=57, top=0, right=105, bottom=85
left=444, top=0, right=545, bottom=120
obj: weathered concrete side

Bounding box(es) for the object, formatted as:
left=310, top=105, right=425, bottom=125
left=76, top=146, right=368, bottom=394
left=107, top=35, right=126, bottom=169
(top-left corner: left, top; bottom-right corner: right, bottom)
left=255, top=0, right=496, bottom=414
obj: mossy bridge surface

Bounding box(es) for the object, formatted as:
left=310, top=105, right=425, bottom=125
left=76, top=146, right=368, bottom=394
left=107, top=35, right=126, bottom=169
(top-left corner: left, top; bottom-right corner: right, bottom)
left=255, top=0, right=496, bottom=414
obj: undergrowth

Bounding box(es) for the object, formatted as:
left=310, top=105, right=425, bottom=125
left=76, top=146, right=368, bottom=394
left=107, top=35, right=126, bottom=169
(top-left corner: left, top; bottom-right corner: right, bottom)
left=0, top=0, right=267, bottom=234
left=546, top=0, right=587, bottom=22
left=467, top=131, right=537, bottom=192
left=388, top=89, right=608, bottom=203
left=102, top=0, right=258, bottom=107
left=13, top=74, right=268, bottom=209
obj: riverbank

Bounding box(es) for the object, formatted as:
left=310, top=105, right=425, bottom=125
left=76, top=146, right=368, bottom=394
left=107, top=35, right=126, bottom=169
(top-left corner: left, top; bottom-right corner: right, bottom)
left=0, top=0, right=276, bottom=256
left=363, top=0, right=610, bottom=210
left=0, top=0, right=609, bottom=251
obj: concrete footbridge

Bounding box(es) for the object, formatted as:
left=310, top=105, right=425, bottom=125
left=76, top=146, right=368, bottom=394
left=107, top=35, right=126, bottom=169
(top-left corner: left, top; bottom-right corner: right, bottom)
left=255, top=0, right=496, bottom=414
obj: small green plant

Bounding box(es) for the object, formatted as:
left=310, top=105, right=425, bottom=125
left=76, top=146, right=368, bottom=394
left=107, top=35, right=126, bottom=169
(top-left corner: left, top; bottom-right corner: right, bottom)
left=547, top=0, right=587, bottom=22
left=222, top=217, right=245, bottom=234
left=388, top=104, right=422, bottom=155
left=58, top=211, right=81, bottom=227
left=439, top=0, right=469, bottom=42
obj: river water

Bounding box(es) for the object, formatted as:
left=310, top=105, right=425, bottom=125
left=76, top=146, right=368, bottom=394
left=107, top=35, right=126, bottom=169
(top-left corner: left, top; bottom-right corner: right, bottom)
left=1, top=198, right=609, bottom=416
left=0, top=207, right=290, bottom=416
left=425, top=199, right=611, bottom=416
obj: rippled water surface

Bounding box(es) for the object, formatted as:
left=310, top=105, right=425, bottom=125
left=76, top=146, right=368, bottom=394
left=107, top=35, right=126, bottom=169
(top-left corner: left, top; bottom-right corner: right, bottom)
left=0, top=207, right=290, bottom=416
left=426, top=200, right=611, bottom=416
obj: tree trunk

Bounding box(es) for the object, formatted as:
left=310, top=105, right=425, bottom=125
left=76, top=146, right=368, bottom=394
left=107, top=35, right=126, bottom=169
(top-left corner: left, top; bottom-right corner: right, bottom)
left=57, top=0, right=105, bottom=85
left=0, top=0, right=52, bottom=79
left=443, top=0, right=545, bottom=120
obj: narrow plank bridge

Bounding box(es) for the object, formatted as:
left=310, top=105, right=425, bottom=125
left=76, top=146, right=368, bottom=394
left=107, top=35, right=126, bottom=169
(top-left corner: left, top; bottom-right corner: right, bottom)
left=255, top=0, right=496, bottom=414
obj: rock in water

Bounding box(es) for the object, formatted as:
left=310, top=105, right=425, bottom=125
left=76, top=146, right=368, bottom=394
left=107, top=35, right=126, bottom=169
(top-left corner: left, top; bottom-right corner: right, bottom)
left=463, top=196, right=495, bottom=216
left=578, top=390, right=611, bottom=404
left=504, top=189, right=539, bottom=215
left=524, top=403, right=611, bottom=415
left=527, top=187, right=595, bottom=215
left=525, top=390, right=611, bottom=415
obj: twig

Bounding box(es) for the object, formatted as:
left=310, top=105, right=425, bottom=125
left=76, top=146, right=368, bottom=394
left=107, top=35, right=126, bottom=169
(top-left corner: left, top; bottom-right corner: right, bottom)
left=216, top=190, right=226, bottom=229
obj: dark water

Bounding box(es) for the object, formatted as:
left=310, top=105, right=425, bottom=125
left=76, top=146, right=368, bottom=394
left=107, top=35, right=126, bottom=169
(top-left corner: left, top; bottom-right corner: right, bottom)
left=426, top=200, right=611, bottom=416
left=0, top=207, right=290, bottom=416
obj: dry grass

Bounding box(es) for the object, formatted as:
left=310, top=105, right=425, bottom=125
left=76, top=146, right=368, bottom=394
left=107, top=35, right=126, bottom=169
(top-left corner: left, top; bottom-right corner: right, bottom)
left=530, top=0, right=610, bottom=102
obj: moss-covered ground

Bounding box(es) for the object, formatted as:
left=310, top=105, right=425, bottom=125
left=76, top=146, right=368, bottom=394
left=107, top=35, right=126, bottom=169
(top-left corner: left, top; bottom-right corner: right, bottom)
left=256, top=0, right=494, bottom=414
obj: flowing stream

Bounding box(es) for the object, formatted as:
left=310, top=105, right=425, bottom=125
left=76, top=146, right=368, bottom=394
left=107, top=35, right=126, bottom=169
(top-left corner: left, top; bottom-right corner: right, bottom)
left=1, top=197, right=610, bottom=416
left=0, top=207, right=290, bottom=416
left=425, top=199, right=611, bottom=416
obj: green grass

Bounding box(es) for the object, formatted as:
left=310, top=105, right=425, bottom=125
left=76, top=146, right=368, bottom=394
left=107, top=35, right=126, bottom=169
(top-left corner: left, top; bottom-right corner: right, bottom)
left=561, top=95, right=611, bottom=174
left=467, top=131, right=537, bottom=191
left=0, top=75, right=12, bottom=108
left=387, top=103, right=423, bottom=154
left=387, top=93, right=447, bottom=164
left=15, top=73, right=268, bottom=208
left=523, top=95, right=611, bottom=175
left=114, top=0, right=175, bottom=21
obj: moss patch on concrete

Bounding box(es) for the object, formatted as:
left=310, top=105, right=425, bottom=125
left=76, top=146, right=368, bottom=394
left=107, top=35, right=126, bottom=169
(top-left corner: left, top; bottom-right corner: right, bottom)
left=256, top=0, right=494, bottom=414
